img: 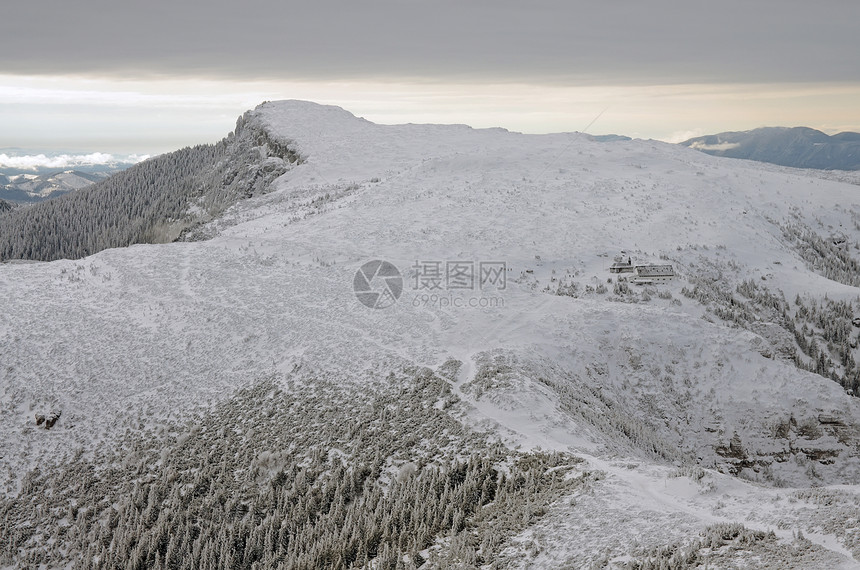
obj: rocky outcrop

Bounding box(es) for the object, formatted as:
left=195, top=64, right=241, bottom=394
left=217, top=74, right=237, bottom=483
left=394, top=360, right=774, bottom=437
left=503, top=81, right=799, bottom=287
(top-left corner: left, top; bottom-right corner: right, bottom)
left=45, top=411, right=61, bottom=429
left=35, top=410, right=61, bottom=429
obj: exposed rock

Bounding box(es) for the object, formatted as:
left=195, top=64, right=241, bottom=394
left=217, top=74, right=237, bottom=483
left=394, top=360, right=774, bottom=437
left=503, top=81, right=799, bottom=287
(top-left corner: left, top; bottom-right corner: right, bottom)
left=799, top=447, right=841, bottom=465
left=818, top=413, right=845, bottom=426
left=44, top=410, right=61, bottom=430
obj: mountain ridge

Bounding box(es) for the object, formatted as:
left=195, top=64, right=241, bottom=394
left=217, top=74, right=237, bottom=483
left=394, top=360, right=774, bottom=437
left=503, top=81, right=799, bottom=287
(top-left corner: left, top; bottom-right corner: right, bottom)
left=0, top=111, right=301, bottom=261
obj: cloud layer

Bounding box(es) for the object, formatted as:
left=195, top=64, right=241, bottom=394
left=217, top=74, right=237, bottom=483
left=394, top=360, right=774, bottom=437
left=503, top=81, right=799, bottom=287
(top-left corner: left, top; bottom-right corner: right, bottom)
left=0, top=153, right=149, bottom=170
left=689, top=141, right=741, bottom=152
left=3, top=1, right=859, bottom=85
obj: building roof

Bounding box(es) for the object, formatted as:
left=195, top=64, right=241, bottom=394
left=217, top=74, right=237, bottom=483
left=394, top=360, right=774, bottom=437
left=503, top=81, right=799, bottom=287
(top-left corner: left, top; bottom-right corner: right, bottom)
left=634, top=264, right=674, bottom=277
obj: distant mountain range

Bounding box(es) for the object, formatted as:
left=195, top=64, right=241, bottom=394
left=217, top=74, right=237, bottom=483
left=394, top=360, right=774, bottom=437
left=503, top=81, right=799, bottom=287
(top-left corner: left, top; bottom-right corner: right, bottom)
left=0, top=169, right=111, bottom=203
left=680, top=127, right=860, bottom=170
left=0, top=152, right=146, bottom=203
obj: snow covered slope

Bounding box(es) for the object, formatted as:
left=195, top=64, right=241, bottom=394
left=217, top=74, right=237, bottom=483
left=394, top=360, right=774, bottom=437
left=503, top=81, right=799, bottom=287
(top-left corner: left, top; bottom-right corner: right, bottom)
left=2, top=101, right=860, bottom=568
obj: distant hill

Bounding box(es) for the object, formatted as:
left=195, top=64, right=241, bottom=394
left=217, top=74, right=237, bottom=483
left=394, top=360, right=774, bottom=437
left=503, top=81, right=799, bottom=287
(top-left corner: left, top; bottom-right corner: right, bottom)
left=680, top=126, right=860, bottom=170
left=589, top=134, right=632, bottom=142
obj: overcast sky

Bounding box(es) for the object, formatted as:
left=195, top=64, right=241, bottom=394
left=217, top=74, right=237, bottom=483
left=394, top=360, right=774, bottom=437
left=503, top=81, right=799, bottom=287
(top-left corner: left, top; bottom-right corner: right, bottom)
left=2, top=0, right=859, bottom=153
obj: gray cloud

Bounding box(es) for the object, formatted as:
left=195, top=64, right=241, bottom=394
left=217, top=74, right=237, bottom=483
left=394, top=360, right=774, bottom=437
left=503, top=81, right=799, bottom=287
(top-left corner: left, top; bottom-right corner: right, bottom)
left=2, top=1, right=859, bottom=84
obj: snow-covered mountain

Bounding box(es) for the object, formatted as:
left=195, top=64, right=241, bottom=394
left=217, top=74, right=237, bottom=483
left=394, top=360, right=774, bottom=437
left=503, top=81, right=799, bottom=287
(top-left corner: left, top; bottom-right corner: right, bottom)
left=2, top=101, right=860, bottom=568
